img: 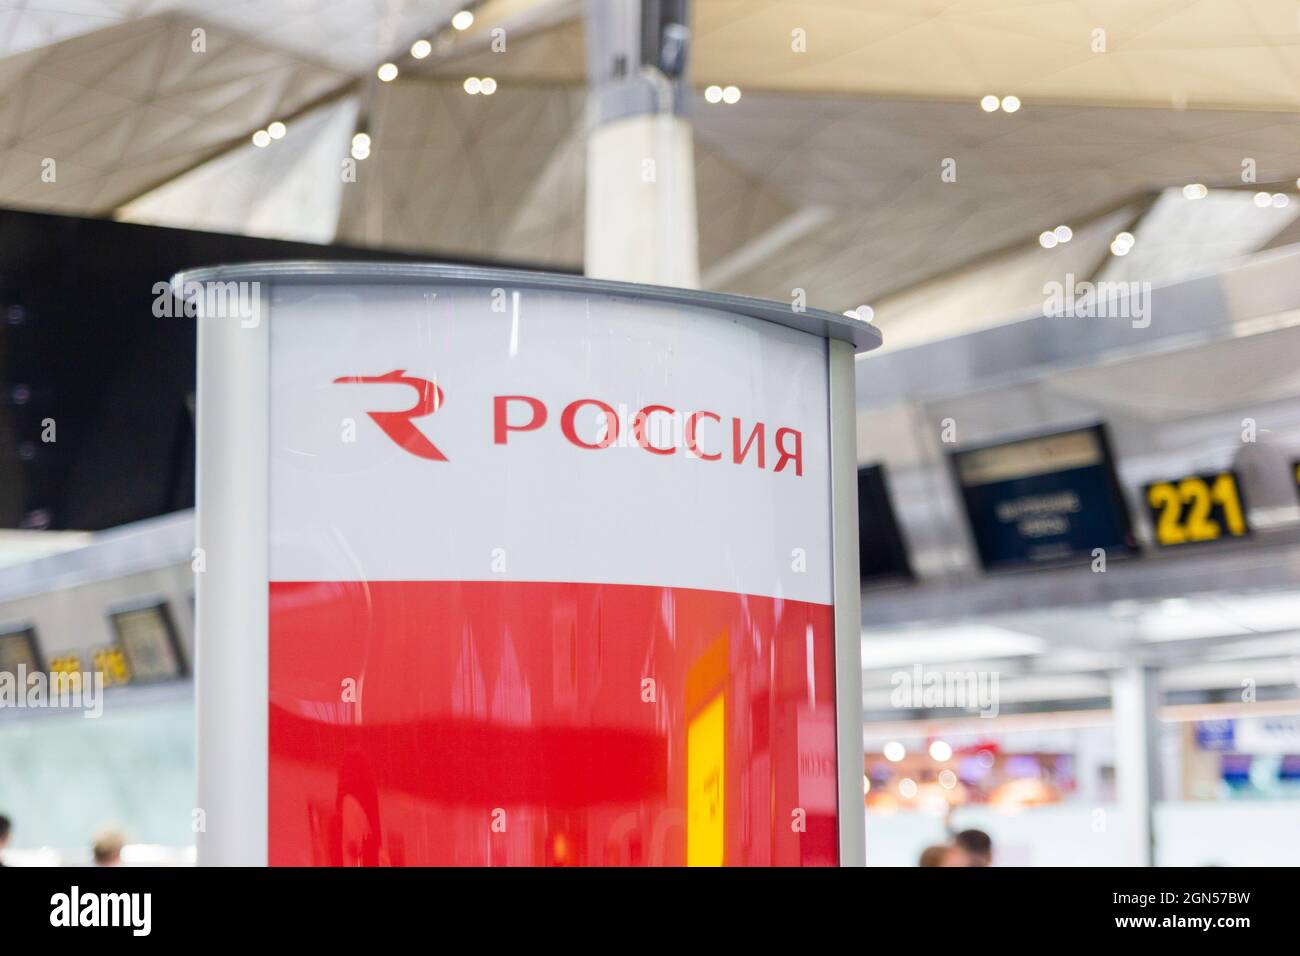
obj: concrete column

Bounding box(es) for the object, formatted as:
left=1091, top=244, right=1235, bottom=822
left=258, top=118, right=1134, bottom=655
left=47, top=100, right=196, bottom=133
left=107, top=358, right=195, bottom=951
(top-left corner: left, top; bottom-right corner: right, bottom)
left=584, top=0, right=698, bottom=287
left=1111, top=664, right=1162, bottom=866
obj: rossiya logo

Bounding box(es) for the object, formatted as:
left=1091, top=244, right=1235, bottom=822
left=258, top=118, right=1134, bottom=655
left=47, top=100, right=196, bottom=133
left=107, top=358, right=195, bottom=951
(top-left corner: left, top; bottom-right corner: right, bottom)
left=335, top=371, right=807, bottom=477
left=333, top=370, right=446, bottom=461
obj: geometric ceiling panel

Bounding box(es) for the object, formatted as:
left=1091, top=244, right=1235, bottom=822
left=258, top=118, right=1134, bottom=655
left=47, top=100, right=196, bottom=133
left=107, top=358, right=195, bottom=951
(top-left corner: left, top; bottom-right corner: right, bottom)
left=693, top=94, right=1300, bottom=309
left=692, top=0, right=1300, bottom=111
left=0, top=14, right=349, bottom=216
left=117, top=95, right=360, bottom=244
left=184, top=0, right=467, bottom=75
left=428, top=0, right=1300, bottom=113
left=334, top=78, right=587, bottom=267
left=334, top=76, right=801, bottom=272
left=869, top=206, right=1140, bottom=354
left=1097, top=187, right=1300, bottom=288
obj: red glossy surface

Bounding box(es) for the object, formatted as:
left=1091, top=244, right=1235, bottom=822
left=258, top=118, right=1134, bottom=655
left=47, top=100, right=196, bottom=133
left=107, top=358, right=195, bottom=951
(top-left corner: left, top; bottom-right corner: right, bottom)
left=269, top=580, right=838, bottom=865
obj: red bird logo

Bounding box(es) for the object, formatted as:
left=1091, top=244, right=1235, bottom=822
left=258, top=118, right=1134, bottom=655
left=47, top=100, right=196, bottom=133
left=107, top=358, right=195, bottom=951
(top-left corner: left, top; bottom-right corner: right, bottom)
left=333, top=370, right=447, bottom=461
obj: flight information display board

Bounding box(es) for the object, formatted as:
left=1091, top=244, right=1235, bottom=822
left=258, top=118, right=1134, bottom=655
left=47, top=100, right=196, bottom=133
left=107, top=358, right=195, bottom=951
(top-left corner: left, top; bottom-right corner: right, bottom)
left=1143, top=470, right=1249, bottom=547
left=0, top=626, right=42, bottom=677
left=108, top=603, right=186, bottom=683
left=951, top=424, right=1136, bottom=571
left=857, top=464, right=913, bottom=584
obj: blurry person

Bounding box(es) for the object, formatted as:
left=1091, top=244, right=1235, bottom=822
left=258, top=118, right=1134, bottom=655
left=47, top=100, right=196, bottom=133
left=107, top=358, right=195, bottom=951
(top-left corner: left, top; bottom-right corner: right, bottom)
left=919, top=842, right=972, bottom=867
left=91, top=829, right=126, bottom=866
left=0, top=813, right=10, bottom=866
left=954, top=828, right=993, bottom=866
left=918, top=844, right=947, bottom=867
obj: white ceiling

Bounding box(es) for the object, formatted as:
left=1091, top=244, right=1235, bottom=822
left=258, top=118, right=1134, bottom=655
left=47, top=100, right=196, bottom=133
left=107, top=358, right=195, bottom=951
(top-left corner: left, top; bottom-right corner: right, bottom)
left=1, top=0, right=1299, bottom=316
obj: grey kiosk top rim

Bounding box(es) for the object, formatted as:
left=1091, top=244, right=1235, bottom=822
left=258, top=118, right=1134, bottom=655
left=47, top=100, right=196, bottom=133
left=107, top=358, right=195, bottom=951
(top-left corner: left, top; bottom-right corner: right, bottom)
left=172, top=260, right=882, bottom=354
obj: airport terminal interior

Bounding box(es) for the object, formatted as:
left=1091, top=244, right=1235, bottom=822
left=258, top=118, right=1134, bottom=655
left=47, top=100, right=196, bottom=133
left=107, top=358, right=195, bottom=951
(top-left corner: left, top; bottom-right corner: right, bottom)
left=1, top=0, right=1300, bottom=867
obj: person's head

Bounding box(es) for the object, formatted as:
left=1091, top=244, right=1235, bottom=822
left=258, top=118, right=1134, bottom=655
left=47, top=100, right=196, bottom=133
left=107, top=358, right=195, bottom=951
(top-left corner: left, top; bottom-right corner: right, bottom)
left=0, top=814, right=10, bottom=849
left=954, top=828, right=993, bottom=866
left=92, top=829, right=125, bottom=866
left=920, top=843, right=972, bottom=867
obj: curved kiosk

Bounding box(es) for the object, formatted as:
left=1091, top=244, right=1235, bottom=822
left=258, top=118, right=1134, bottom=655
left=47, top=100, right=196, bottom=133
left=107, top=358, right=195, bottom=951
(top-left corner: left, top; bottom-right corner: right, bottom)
left=184, top=263, right=880, bottom=865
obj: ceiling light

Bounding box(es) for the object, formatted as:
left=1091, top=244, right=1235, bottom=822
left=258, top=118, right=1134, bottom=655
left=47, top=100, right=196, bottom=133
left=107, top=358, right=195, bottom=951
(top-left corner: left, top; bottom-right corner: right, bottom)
left=377, top=62, right=398, bottom=82
left=1000, top=95, right=1021, bottom=113
left=721, top=85, right=741, bottom=104
left=452, top=10, right=474, bottom=31
left=1182, top=183, right=1207, bottom=200
left=883, top=741, right=906, bottom=762
left=1272, top=193, right=1290, bottom=208
left=411, top=39, right=432, bottom=59
left=844, top=304, right=874, bottom=322
left=480, top=77, right=497, bottom=95
left=980, top=95, right=999, bottom=112
left=350, top=143, right=370, bottom=160
left=463, top=76, right=482, bottom=94
left=1053, top=225, right=1072, bottom=243
left=704, top=85, right=723, bottom=104
left=939, top=770, right=957, bottom=789
left=1039, top=231, right=1058, bottom=249
left=251, top=129, right=271, bottom=148
left=898, top=778, right=918, bottom=798
left=1254, top=191, right=1272, bottom=208
left=267, top=121, right=286, bottom=140
left=860, top=625, right=1043, bottom=669
left=351, top=132, right=371, bottom=150
left=1110, top=232, right=1135, bottom=256
left=929, top=740, right=953, bottom=762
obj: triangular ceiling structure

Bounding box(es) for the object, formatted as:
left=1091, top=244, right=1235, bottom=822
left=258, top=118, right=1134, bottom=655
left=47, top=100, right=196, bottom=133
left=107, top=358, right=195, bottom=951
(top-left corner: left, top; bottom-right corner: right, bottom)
left=1, top=0, right=1298, bottom=323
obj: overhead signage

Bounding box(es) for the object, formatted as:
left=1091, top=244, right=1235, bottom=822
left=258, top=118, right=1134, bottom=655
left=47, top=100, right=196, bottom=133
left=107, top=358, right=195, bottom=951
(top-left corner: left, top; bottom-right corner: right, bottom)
left=951, top=424, right=1136, bottom=570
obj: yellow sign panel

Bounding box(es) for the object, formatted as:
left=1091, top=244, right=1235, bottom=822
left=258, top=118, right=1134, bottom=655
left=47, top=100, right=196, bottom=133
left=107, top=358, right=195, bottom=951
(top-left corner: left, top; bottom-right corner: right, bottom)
left=1144, top=471, right=1247, bottom=547
left=686, top=692, right=725, bottom=867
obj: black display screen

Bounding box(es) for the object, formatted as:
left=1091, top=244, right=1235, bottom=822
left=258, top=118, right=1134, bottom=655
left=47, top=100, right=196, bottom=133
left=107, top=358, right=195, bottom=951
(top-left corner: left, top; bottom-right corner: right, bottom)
left=857, top=464, right=913, bottom=584
left=950, top=424, right=1136, bottom=571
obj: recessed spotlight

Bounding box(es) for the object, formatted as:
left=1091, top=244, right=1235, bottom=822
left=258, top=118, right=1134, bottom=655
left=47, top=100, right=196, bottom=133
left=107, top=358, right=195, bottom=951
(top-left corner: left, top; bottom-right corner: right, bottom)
left=451, top=10, right=474, bottom=31
left=1000, top=95, right=1021, bottom=113
left=377, top=62, right=398, bottom=82
left=480, top=76, right=497, bottom=95
left=898, top=778, right=918, bottom=799
left=267, top=121, right=286, bottom=140
left=1182, top=183, right=1207, bottom=200
left=1039, top=231, right=1058, bottom=249
left=1272, top=193, right=1290, bottom=208
left=411, top=39, right=432, bottom=59
left=1110, top=238, right=1130, bottom=256
left=980, top=94, right=999, bottom=112
left=883, top=741, right=906, bottom=762
left=1253, top=191, right=1272, bottom=208
left=251, top=129, right=271, bottom=148
left=721, top=85, right=741, bottom=104
left=463, top=76, right=482, bottom=94
left=1054, top=225, right=1072, bottom=243
left=351, top=132, right=371, bottom=150
left=350, top=143, right=370, bottom=161
left=704, top=85, right=723, bottom=104
left=929, top=740, right=953, bottom=762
